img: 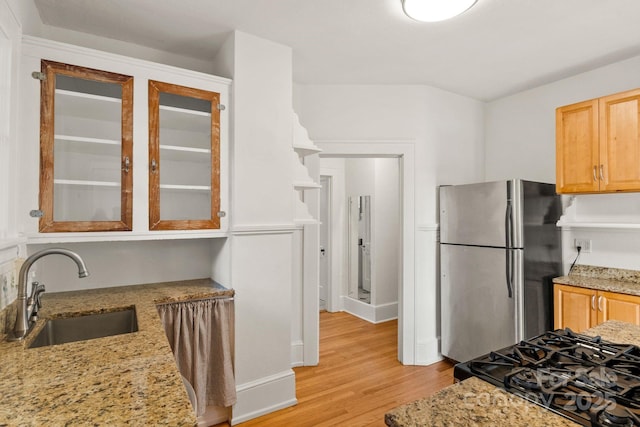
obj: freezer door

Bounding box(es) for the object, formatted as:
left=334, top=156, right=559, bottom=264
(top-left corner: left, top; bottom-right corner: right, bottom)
left=441, top=244, right=521, bottom=362
left=440, top=180, right=519, bottom=248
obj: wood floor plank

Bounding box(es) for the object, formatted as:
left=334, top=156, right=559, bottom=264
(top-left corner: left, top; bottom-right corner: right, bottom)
left=218, top=311, right=454, bottom=426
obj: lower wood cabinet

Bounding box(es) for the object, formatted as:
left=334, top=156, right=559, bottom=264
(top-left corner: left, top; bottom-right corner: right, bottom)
left=554, top=283, right=640, bottom=333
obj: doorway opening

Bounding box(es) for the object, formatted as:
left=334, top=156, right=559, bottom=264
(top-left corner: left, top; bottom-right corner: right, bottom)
left=318, top=157, right=401, bottom=325
left=301, top=141, right=416, bottom=366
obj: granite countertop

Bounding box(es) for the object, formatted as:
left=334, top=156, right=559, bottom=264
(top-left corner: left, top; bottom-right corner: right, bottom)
left=0, top=278, right=233, bottom=426
left=553, top=264, right=640, bottom=296
left=385, top=320, right=640, bottom=427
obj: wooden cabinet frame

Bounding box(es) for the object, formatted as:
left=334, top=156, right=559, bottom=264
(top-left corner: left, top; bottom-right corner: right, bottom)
left=148, top=80, right=221, bottom=230
left=554, top=283, right=640, bottom=332
left=556, top=100, right=599, bottom=194
left=556, top=88, right=640, bottom=194
left=39, top=60, right=133, bottom=232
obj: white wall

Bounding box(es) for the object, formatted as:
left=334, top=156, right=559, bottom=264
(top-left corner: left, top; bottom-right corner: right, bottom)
left=8, top=0, right=216, bottom=75
left=485, top=54, right=640, bottom=271
left=28, top=241, right=215, bottom=292
left=215, top=31, right=297, bottom=423
left=0, top=0, right=23, bottom=311
left=373, top=158, right=400, bottom=306
left=345, top=158, right=375, bottom=196
left=298, top=85, right=485, bottom=223
left=343, top=158, right=399, bottom=307
left=298, top=84, right=484, bottom=364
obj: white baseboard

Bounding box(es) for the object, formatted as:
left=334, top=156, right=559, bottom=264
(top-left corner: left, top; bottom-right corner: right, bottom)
left=341, top=296, right=398, bottom=324
left=415, top=336, right=442, bottom=366
left=231, top=369, right=297, bottom=425
left=291, top=340, right=304, bottom=367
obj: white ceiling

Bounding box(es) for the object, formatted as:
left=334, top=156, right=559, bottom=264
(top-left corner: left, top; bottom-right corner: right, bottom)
left=32, top=0, right=640, bottom=101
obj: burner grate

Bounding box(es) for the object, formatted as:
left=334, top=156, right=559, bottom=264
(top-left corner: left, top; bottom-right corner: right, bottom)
left=455, top=329, right=640, bottom=427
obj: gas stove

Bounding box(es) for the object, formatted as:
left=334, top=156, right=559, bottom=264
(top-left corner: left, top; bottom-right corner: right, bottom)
left=454, top=328, right=640, bottom=427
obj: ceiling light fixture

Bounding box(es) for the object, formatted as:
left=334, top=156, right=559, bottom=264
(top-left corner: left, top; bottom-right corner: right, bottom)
left=402, top=0, right=477, bottom=22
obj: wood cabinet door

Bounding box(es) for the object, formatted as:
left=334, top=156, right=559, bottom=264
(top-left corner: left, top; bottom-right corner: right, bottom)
left=556, top=100, right=600, bottom=194
left=599, top=89, right=640, bottom=192
left=39, top=60, right=133, bottom=232
left=148, top=80, right=221, bottom=230
left=598, top=290, right=640, bottom=325
left=554, top=284, right=596, bottom=333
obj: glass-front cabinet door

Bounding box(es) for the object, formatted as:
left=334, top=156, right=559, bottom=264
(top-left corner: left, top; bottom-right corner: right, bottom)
left=148, top=80, right=221, bottom=230
left=39, top=60, right=133, bottom=232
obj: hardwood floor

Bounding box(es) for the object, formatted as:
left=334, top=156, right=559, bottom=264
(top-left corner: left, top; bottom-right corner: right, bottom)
left=219, top=311, right=454, bottom=427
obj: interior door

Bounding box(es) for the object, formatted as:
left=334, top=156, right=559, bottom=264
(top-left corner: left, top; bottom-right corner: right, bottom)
left=441, top=244, right=517, bottom=362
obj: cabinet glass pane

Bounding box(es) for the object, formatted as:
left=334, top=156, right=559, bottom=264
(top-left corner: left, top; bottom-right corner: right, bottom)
left=39, top=60, right=133, bottom=232
left=158, top=92, right=212, bottom=221
left=52, top=76, right=122, bottom=222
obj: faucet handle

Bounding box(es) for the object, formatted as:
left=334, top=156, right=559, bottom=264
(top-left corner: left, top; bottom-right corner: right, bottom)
left=30, top=281, right=46, bottom=309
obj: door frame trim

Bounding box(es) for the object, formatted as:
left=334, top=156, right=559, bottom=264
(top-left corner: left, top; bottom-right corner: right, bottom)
left=314, top=140, right=415, bottom=364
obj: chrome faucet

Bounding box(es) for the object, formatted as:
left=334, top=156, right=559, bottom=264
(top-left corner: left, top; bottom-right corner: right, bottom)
left=9, top=248, right=89, bottom=341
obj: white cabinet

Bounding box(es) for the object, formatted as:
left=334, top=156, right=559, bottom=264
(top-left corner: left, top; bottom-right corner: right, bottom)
left=18, top=37, right=230, bottom=242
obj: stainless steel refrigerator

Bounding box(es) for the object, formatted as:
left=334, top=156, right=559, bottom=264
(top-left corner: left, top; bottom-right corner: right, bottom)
left=439, top=179, right=562, bottom=363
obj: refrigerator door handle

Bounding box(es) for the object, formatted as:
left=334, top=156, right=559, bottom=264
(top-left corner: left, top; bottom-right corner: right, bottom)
left=505, top=249, right=514, bottom=298
left=505, top=202, right=514, bottom=298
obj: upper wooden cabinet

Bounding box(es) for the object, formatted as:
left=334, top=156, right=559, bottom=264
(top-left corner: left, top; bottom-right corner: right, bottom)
left=148, top=81, right=221, bottom=231
left=38, top=60, right=133, bottom=232
left=556, top=88, right=640, bottom=194
left=554, top=283, right=640, bottom=333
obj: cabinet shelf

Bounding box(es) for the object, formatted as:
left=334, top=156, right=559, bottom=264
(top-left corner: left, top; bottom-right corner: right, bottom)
left=54, top=179, right=119, bottom=187
left=159, top=144, right=211, bottom=162
left=55, top=134, right=120, bottom=145
left=25, top=230, right=229, bottom=244
left=159, top=105, right=210, bottom=116
left=55, top=89, right=121, bottom=121
left=292, top=112, right=322, bottom=157
left=56, top=89, right=121, bottom=104
left=292, top=151, right=320, bottom=189
left=557, top=220, right=640, bottom=230
left=159, top=144, right=210, bottom=154
left=293, top=144, right=322, bottom=157
left=160, top=184, right=211, bottom=191
left=54, top=135, right=121, bottom=157
left=159, top=105, right=211, bottom=131
left=294, top=181, right=322, bottom=190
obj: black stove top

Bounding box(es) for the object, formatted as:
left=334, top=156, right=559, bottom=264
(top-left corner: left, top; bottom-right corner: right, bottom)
left=454, top=329, right=640, bottom=427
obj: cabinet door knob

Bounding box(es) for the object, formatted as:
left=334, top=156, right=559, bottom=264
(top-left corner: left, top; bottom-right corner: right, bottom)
left=123, top=156, right=130, bottom=173
left=591, top=295, right=596, bottom=311
left=598, top=295, right=604, bottom=312
left=599, top=164, right=605, bottom=182
left=593, top=166, right=598, bottom=182
left=151, top=158, right=157, bottom=173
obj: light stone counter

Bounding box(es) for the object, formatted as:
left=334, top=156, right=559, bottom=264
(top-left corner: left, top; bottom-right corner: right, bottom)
left=0, top=278, right=233, bottom=426
left=553, top=264, right=640, bottom=296
left=385, top=320, right=640, bottom=427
